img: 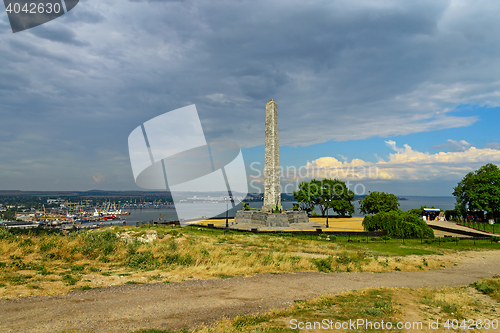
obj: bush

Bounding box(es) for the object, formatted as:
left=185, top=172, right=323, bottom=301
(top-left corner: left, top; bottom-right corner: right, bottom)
left=81, top=230, right=119, bottom=257
left=128, top=251, right=157, bottom=269
left=362, top=211, right=434, bottom=238
left=471, top=281, right=496, bottom=295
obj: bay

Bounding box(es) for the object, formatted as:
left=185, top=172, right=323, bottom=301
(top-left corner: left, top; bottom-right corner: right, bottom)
left=120, top=196, right=456, bottom=223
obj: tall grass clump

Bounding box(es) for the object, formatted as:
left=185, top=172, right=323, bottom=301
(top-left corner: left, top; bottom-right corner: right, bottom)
left=471, top=275, right=500, bottom=301
left=311, top=257, right=332, bottom=272
left=80, top=229, right=119, bottom=258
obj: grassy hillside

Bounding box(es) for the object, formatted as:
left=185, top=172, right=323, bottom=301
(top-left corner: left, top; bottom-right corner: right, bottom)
left=0, top=225, right=499, bottom=298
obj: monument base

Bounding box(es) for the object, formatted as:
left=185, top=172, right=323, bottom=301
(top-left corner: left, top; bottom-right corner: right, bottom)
left=234, top=210, right=309, bottom=227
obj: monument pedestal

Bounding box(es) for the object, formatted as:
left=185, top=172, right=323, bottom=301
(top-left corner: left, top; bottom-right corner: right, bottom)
left=234, top=210, right=309, bottom=227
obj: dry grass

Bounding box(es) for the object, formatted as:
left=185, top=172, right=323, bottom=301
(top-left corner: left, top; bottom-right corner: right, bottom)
left=417, top=284, right=500, bottom=329
left=198, top=217, right=365, bottom=231
left=0, top=226, right=455, bottom=298
left=308, top=217, right=365, bottom=231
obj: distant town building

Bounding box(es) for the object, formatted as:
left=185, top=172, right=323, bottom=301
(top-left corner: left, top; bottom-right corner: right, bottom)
left=47, top=198, right=64, bottom=204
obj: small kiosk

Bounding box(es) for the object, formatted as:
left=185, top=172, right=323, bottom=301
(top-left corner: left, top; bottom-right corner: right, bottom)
left=423, top=208, right=441, bottom=221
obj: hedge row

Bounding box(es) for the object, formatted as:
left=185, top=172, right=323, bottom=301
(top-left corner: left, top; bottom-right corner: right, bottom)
left=362, top=211, right=434, bottom=238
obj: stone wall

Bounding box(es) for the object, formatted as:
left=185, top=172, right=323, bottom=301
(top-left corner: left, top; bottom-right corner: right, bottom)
left=285, top=211, right=309, bottom=224
left=235, top=210, right=309, bottom=227
left=234, top=210, right=267, bottom=225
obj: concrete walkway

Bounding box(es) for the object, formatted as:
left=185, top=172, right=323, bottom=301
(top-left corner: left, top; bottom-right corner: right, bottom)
left=426, top=219, right=496, bottom=237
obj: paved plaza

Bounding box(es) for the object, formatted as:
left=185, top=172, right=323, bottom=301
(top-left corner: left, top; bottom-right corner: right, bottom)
left=196, top=216, right=496, bottom=237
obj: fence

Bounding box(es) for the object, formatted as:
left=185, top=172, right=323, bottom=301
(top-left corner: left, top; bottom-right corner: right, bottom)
left=189, top=224, right=500, bottom=247
left=457, top=220, right=498, bottom=235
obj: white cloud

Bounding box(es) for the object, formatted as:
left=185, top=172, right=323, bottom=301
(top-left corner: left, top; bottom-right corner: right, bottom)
left=299, top=141, right=500, bottom=182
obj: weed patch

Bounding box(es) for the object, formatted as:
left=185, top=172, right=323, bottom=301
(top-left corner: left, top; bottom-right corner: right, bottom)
left=471, top=276, right=500, bottom=301
left=128, top=251, right=157, bottom=269
left=81, top=230, right=119, bottom=258
left=8, top=274, right=32, bottom=285
left=61, top=274, right=80, bottom=286
left=70, top=265, right=85, bottom=272
left=311, top=257, right=332, bottom=272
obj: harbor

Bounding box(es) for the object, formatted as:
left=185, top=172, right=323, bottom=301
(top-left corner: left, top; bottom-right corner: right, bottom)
left=3, top=196, right=460, bottom=231
left=6, top=199, right=177, bottom=230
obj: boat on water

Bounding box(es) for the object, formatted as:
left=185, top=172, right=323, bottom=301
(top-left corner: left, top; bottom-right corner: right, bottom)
left=93, top=208, right=126, bottom=217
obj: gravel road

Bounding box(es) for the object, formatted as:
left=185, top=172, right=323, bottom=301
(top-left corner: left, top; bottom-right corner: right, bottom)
left=1, top=250, right=499, bottom=333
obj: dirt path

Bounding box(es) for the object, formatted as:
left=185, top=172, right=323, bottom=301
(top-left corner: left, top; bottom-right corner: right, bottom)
left=1, top=250, right=499, bottom=333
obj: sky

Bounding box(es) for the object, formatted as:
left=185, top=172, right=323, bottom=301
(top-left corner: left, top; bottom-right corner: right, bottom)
left=1, top=0, right=500, bottom=196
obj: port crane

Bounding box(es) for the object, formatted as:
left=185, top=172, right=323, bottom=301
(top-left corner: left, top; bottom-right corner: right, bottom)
left=158, top=213, right=169, bottom=222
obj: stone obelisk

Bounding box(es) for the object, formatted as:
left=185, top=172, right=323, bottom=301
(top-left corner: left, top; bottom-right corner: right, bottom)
left=234, top=99, right=308, bottom=227
left=262, top=99, right=281, bottom=212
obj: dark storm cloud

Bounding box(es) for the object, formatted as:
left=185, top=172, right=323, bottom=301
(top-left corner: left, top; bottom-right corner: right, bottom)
left=0, top=14, right=11, bottom=32
left=29, top=25, right=88, bottom=46
left=1, top=0, right=500, bottom=190
left=65, top=8, right=105, bottom=24
left=129, top=0, right=184, bottom=2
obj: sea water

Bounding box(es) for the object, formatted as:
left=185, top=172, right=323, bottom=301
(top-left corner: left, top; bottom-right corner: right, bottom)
left=121, top=196, right=456, bottom=223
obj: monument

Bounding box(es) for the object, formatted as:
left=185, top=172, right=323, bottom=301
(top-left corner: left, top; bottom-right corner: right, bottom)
left=262, top=99, right=281, bottom=212
left=234, top=99, right=309, bottom=227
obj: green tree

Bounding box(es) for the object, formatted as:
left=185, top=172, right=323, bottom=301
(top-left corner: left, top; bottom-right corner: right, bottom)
left=293, top=181, right=318, bottom=214
left=358, top=191, right=400, bottom=215
left=408, top=205, right=435, bottom=216
left=293, top=179, right=355, bottom=217
left=327, top=179, right=355, bottom=217
left=452, top=163, right=500, bottom=220
left=2, top=207, right=17, bottom=221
